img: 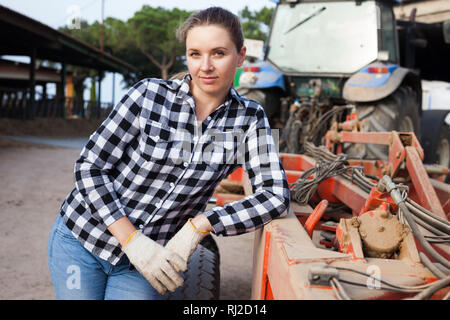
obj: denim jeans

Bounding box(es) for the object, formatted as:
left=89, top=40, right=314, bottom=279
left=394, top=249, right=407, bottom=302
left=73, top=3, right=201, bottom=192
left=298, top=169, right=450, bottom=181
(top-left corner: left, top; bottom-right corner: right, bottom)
left=48, top=215, right=166, bottom=300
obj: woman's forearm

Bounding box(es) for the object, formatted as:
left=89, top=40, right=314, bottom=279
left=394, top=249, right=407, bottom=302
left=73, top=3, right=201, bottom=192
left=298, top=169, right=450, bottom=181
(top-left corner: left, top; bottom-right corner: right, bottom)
left=191, top=214, right=213, bottom=233
left=107, top=216, right=138, bottom=246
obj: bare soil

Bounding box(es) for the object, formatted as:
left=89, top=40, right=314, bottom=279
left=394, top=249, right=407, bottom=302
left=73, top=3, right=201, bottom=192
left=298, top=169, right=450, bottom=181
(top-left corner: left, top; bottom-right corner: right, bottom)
left=0, top=118, right=254, bottom=300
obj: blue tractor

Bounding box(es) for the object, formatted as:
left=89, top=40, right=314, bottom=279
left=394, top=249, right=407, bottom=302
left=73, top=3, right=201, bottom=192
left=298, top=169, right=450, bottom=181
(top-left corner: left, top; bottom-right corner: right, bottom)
left=237, top=0, right=450, bottom=170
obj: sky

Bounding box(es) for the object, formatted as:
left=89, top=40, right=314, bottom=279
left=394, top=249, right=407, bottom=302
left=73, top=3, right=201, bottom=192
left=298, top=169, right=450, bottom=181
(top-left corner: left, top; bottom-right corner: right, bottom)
left=0, top=0, right=276, bottom=104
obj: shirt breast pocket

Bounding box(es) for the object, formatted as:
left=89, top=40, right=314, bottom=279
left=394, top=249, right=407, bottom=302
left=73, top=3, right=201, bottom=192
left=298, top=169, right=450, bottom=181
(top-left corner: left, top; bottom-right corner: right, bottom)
left=202, top=131, right=240, bottom=170
left=139, top=121, right=183, bottom=165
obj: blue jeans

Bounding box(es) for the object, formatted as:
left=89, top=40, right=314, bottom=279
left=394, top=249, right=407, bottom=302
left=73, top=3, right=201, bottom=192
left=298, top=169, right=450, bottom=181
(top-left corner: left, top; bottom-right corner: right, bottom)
left=48, top=215, right=166, bottom=300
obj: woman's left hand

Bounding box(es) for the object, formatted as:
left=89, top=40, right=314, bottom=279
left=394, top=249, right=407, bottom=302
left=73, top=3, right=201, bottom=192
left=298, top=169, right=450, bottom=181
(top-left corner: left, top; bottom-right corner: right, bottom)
left=165, top=216, right=211, bottom=262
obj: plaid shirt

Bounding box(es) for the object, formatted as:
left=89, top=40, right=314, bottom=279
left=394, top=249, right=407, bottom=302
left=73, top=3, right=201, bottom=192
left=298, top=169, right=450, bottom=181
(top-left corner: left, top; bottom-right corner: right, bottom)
left=60, top=74, right=290, bottom=265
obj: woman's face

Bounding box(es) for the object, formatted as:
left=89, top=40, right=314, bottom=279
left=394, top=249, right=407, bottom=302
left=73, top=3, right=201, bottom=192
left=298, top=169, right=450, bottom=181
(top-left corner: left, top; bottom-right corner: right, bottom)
left=185, top=24, right=246, bottom=99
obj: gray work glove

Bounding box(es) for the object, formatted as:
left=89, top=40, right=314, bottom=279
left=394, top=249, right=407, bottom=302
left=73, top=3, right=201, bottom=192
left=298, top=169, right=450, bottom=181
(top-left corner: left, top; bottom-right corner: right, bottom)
left=122, top=231, right=187, bottom=295
left=165, top=218, right=209, bottom=262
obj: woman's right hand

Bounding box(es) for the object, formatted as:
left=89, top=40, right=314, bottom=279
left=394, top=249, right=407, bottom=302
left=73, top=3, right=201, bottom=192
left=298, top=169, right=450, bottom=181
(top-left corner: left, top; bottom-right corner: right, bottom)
left=121, top=231, right=187, bottom=294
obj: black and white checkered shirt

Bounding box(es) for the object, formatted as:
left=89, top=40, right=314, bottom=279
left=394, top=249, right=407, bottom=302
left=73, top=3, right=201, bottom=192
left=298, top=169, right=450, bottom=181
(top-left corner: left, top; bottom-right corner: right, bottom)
left=60, top=74, right=290, bottom=265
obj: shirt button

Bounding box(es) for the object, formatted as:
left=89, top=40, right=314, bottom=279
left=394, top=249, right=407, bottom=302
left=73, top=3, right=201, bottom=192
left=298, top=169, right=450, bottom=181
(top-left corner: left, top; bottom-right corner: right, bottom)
left=207, top=116, right=211, bottom=121
left=139, top=224, right=144, bottom=229
left=169, top=182, right=175, bottom=188
left=157, top=201, right=163, bottom=207
left=183, top=162, right=188, bottom=167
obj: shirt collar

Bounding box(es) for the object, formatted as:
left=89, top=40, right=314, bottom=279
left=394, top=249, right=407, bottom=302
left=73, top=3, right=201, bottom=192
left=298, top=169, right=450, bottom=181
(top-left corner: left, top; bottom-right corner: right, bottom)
left=229, top=86, right=246, bottom=109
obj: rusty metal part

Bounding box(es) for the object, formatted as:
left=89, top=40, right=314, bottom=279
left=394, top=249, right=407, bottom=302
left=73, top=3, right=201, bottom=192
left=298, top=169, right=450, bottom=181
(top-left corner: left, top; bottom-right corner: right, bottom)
left=357, top=204, right=408, bottom=259
left=336, top=217, right=365, bottom=259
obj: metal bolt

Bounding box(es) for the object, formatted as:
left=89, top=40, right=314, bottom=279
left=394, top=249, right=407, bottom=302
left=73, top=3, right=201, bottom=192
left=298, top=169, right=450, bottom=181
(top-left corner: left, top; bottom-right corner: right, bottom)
left=380, top=211, right=389, bottom=219
left=351, top=217, right=360, bottom=228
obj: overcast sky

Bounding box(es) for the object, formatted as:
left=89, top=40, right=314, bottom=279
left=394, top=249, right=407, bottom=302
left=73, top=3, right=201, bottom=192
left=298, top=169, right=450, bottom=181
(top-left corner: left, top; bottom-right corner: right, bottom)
left=0, top=0, right=276, bottom=29
left=0, top=0, right=276, bottom=103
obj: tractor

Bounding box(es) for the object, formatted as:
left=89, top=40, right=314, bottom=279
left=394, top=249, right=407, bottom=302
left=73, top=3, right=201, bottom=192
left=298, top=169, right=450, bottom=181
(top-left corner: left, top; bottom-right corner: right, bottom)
left=237, top=0, right=450, bottom=171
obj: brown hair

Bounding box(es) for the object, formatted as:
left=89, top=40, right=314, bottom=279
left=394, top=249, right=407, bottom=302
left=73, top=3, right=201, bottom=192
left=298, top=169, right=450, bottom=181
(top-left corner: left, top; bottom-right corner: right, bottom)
left=176, top=7, right=244, bottom=52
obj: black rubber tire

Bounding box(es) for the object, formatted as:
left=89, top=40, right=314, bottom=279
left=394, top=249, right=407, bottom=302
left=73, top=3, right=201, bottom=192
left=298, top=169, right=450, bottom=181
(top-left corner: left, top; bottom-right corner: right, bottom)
left=344, top=86, right=421, bottom=161
left=237, top=88, right=280, bottom=119
left=436, top=123, right=450, bottom=168
left=436, top=123, right=450, bottom=183
left=167, top=235, right=220, bottom=300
left=286, top=120, right=303, bottom=154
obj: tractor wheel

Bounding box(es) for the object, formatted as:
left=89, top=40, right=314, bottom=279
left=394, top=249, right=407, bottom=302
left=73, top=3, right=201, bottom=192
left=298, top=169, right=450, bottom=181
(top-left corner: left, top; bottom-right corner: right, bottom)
left=436, top=123, right=450, bottom=183
left=343, top=86, right=421, bottom=161
left=237, top=88, right=280, bottom=119
left=166, top=235, right=220, bottom=300
left=286, top=120, right=303, bottom=154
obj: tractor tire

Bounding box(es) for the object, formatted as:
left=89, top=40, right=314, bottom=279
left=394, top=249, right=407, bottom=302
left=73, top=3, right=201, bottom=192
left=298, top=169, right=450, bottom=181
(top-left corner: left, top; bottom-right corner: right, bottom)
left=436, top=123, right=450, bottom=183
left=286, top=120, right=303, bottom=154
left=343, top=86, right=421, bottom=161
left=237, top=88, right=280, bottom=119
left=167, top=235, right=220, bottom=300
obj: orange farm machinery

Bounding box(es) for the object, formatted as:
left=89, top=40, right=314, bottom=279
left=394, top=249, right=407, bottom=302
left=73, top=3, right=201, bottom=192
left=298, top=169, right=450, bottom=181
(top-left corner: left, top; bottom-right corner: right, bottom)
left=214, top=114, right=450, bottom=300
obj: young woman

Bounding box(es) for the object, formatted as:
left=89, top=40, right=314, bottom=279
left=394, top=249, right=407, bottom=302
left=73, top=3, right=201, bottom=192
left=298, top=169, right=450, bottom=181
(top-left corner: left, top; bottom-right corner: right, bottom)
left=48, top=6, right=290, bottom=300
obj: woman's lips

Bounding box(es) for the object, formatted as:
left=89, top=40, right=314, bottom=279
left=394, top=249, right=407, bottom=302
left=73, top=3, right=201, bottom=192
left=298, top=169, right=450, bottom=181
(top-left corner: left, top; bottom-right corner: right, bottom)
left=200, top=76, right=218, bottom=84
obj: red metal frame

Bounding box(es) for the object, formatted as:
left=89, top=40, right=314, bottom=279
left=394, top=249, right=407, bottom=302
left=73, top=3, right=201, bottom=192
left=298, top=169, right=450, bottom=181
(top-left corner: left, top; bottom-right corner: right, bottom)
left=304, top=200, right=328, bottom=238
left=325, top=129, right=447, bottom=219
left=217, top=124, right=449, bottom=299
left=260, top=231, right=272, bottom=300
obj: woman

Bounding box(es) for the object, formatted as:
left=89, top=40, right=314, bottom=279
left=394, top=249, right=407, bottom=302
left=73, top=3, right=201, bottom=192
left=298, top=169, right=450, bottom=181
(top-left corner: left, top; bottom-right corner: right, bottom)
left=48, top=6, right=290, bottom=300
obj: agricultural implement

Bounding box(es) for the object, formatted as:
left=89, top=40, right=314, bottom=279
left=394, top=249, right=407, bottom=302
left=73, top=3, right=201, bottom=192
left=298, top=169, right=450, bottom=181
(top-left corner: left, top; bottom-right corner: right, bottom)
left=213, top=115, right=450, bottom=300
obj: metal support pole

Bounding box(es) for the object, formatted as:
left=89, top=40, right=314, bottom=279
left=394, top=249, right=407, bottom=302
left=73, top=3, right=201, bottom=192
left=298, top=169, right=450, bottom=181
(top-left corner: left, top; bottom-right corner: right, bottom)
left=28, top=47, right=36, bottom=120
left=97, top=70, right=102, bottom=118
left=61, top=62, right=66, bottom=119
left=112, top=72, right=115, bottom=106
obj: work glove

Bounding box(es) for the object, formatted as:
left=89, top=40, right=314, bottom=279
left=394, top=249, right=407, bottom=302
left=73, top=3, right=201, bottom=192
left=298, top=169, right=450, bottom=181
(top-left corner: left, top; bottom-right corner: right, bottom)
left=122, top=230, right=187, bottom=295
left=165, top=218, right=210, bottom=262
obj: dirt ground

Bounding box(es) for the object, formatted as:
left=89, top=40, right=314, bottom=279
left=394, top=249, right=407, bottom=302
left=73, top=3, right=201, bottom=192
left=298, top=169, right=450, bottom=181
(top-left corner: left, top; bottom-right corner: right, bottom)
left=0, top=118, right=254, bottom=300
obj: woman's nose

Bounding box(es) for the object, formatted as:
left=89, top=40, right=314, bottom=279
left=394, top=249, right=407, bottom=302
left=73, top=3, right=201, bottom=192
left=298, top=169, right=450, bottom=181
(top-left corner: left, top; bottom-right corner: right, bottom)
left=200, top=56, right=213, bottom=72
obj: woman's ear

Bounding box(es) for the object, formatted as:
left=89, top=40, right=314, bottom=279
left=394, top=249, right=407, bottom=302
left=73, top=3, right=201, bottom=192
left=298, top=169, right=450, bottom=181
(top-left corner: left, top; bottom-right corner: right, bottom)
left=237, top=46, right=247, bottom=67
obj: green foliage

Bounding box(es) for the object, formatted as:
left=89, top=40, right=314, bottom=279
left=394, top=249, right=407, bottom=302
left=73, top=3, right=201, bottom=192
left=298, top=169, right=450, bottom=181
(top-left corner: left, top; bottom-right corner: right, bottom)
left=239, top=6, right=274, bottom=41
left=128, top=6, right=191, bottom=79
left=59, top=20, right=100, bottom=101
left=57, top=5, right=274, bottom=89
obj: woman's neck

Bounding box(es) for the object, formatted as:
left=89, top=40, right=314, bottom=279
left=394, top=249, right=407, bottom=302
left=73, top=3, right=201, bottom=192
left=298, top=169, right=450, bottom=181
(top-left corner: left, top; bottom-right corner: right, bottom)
left=190, top=84, right=230, bottom=122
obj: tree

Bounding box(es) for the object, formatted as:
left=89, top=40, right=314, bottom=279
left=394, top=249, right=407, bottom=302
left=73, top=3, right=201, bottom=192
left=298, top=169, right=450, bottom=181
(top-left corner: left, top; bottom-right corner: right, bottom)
left=129, top=6, right=191, bottom=80
left=239, top=6, right=274, bottom=41
left=58, top=20, right=102, bottom=108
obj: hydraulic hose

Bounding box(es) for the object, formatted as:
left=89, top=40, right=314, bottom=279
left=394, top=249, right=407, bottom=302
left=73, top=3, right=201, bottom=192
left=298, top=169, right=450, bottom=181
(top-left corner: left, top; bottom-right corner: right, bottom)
left=419, top=252, right=447, bottom=279
left=398, top=201, right=450, bottom=269
left=407, top=199, right=450, bottom=226
left=380, top=177, right=450, bottom=270
left=330, top=278, right=351, bottom=300
left=411, top=213, right=449, bottom=237
left=406, top=203, right=450, bottom=234
left=304, top=142, right=450, bottom=239
left=408, top=276, right=450, bottom=300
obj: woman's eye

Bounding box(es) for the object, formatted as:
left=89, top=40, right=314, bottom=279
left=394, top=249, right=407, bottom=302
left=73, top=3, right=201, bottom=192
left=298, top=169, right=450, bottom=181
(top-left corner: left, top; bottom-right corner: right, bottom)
left=189, top=52, right=200, bottom=57
left=215, top=51, right=225, bottom=56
